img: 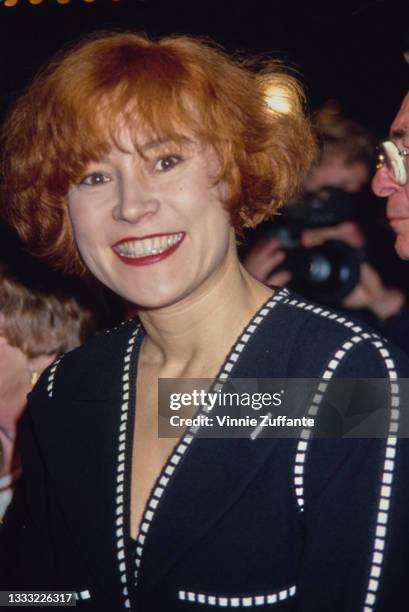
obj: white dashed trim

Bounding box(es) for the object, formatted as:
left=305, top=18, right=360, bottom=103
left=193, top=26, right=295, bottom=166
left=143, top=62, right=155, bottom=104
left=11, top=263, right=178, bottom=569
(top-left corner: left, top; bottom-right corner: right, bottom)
left=133, top=288, right=289, bottom=585
left=215, top=289, right=287, bottom=393
left=362, top=339, right=399, bottom=612
left=75, top=590, right=91, bottom=601
left=46, top=356, right=63, bottom=398
left=281, top=296, right=400, bottom=612
left=104, top=319, right=129, bottom=335
left=115, top=324, right=141, bottom=609
left=293, top=334, right=364, bottom=511
left=178, top=585, right=296, bottom=607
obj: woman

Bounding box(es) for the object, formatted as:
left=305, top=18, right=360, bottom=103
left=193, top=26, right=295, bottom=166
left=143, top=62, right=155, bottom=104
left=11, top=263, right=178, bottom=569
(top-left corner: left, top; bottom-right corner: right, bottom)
left=0, top=257, right=95, bottom=521
left=1, top=32, right=408, bottom=611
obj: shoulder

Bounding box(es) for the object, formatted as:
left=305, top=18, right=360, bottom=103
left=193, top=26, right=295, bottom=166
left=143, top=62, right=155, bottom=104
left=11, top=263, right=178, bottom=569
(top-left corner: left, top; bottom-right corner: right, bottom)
left=266, top=288, right=409, bottom=377
left=29, top=317, right=142, bottom=403
left=272, top=288, right=374, bottom=341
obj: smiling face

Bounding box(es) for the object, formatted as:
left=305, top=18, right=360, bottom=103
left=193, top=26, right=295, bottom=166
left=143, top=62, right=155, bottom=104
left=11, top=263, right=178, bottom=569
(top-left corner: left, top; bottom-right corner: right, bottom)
left=372, top=92, right=409, bottom=259
left=67, top=130, right=232, bottom=309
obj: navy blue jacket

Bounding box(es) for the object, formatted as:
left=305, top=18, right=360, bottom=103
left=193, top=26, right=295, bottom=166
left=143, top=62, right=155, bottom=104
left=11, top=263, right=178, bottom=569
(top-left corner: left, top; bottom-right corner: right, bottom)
left=1, top=288, right=409, bottom=611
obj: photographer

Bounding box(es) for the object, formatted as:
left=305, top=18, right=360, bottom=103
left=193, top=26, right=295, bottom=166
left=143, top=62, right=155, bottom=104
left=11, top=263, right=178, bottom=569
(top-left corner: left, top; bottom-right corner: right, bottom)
left=243, top=116, right=409, bottom=351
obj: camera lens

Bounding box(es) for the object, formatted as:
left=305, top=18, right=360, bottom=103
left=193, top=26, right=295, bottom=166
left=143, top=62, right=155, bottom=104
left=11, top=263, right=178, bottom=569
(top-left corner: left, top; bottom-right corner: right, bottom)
left=289, top=240, right=361, bottom=304
left=308, top=255, right=332, bottom=283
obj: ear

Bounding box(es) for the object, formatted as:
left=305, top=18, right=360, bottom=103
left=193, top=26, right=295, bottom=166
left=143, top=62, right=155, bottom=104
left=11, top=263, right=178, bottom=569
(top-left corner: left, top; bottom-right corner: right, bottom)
left=28, top=353, right=58, bottom=378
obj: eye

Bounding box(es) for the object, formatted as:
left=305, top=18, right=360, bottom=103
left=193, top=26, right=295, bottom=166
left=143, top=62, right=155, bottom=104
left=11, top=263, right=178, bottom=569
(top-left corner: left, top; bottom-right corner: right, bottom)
left=153, top=155, right=182, bottom=172
left=79, top=172, right=111, bottom=186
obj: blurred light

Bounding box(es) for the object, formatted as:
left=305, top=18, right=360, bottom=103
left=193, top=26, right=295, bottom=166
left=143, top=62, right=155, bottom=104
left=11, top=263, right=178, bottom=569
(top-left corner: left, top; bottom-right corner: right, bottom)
left=265, top=85, right=294, bottom=115
left=4, top=0, right=19, bottom=6
left=56, top=0, right=71, bottom=3
left=82, top=0, right=96, bottom=2
left=29, top=0, right=44, bottom=4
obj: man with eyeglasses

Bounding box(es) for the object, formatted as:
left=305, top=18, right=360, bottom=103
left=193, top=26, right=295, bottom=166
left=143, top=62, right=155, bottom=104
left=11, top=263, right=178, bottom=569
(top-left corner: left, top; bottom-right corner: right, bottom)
left=372, top=93, right=409, bottom=259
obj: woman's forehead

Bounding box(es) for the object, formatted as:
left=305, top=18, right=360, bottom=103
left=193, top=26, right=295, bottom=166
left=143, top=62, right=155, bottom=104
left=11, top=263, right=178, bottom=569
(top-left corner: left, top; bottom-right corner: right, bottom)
left=92, top=115, right=198, bottom=158
left=94, top=89, right=203, bottom=139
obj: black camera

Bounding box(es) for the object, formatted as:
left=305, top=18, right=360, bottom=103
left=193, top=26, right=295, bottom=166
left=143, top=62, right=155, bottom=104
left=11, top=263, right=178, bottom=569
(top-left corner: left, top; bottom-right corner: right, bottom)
left=262, top=189, right=362, bottom=305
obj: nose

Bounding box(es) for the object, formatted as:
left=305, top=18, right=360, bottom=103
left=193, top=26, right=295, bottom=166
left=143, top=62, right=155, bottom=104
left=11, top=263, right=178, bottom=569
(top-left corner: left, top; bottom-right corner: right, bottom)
left=372, top=165, right=402, bottom=197
left=113, top=178, right=160, bottom=224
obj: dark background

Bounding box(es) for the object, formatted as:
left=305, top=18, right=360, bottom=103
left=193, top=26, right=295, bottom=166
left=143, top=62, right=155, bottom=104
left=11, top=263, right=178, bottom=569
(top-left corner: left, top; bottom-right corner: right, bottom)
left=0, top=0, right=408, bottom=136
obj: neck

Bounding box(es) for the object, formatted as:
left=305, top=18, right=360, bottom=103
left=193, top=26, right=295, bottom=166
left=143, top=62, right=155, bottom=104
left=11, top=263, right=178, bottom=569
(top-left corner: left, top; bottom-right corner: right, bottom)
left=138, top=232, right=273, bottom=375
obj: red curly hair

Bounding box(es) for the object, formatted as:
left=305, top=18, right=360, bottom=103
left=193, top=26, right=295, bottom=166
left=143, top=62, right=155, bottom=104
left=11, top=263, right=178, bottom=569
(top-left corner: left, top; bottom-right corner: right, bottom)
left=1, top=31, right=316, bottom=275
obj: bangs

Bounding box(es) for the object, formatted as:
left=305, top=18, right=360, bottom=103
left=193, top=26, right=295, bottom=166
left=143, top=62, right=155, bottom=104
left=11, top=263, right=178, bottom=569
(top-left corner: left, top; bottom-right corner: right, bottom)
left=82, top=93, right=200, bottom=162
left=51, top=42, right=219, bottom=187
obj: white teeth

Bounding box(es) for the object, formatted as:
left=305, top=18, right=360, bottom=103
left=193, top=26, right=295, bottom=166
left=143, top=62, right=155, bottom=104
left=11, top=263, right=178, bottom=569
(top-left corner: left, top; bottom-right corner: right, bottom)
left=115, top=233, right=183, bottom=258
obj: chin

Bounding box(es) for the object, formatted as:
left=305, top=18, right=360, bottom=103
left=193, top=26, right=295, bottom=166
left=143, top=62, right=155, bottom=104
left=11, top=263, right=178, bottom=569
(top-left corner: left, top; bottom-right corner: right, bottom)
left=130, top=296, right=181, bottom=311
left=119, top=282, right=194, bottom=311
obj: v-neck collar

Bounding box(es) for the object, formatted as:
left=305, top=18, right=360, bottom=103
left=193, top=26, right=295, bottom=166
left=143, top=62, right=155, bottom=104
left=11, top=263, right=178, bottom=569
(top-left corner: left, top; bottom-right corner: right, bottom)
left=115, top=287, right=289, bottom=608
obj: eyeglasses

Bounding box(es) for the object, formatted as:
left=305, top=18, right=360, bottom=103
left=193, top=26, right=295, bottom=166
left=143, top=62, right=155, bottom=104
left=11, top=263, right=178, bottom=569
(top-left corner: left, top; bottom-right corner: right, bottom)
left=377, top=140, right=409, bottom=186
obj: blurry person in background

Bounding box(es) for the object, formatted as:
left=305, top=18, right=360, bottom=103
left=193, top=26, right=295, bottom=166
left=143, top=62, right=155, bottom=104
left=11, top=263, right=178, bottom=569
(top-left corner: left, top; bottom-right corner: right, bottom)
left=243, top=113, right=409, bottom=352
left=303, top=113, right=373, bottom=193
left=0, top=256, right=95, bottom=522
left=243, top=115, right=373, bottom=286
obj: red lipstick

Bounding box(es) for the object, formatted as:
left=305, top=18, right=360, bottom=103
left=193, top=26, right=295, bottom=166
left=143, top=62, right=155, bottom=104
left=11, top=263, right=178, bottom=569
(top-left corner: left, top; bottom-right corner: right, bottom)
left=112, top=233, right=185, bottom=266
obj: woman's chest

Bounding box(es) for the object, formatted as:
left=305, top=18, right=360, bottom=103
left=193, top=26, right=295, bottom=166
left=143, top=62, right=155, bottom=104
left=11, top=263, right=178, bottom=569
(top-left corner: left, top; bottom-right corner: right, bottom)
left=129, top=413, right=179, bottom=539
left=129, top=353, right=223, bottom=540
